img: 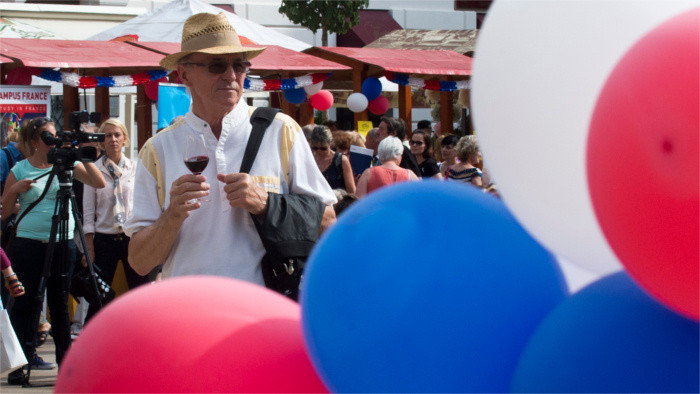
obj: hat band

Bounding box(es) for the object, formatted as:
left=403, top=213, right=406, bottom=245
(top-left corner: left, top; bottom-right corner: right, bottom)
left=181, top=31, right=243, bottom=52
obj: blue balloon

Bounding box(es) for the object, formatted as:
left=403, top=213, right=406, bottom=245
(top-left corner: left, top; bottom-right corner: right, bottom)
left=283, top=87, right=307, bottom=104
left=301, top=182, right=568, bottom=393
left=361, top=77, right=382, bottom=101
left=511, top=272, right=699, bottom=393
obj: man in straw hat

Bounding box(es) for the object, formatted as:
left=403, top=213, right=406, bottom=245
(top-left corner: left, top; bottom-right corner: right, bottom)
left=124, top=13, right=336, bottom=284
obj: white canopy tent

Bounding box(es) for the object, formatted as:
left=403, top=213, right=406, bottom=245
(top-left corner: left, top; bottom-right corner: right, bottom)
left=0, top=17, right=63, bottom=39
left=88, top=0, right=311, bottom=52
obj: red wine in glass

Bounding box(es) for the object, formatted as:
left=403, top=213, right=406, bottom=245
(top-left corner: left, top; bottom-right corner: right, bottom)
left=183, top=134, right=210, bottom=203
left=184, top=155, right=209, bottom=174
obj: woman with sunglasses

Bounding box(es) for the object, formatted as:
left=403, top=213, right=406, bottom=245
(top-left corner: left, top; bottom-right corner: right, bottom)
left=409, top=130, right=442, bottom=179
left=309, top=126, right=356, bottom=193
left=82, top=119, right=150, bottom=323
left=1, top=117, right=105, bottom=385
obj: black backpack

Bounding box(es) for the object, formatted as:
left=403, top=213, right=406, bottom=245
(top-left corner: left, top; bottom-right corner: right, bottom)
left=240, top=108, right=325, bottom=301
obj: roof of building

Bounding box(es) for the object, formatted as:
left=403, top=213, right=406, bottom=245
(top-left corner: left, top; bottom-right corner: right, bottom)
left=366, top=29, right=479, bottom=56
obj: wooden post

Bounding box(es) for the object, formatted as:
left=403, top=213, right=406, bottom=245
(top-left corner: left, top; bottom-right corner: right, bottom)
left=270, top=91, right=281, bottom=109
left=278, top=72, right=298, bottom=123
left=95, top=70, right=110, bottom=125
left=136, top=84, right=152, bottom=150
left=352, top=66, right=368, bottom=128
left=299, top=102, right=314, bottom=126
left=62, top=85, right=79, bottom=131
left=398, top=84, right=412, bottom=138
left=440, top=91, right=454, bottom=134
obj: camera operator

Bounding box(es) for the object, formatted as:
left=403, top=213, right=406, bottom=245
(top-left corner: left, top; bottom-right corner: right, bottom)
left=0, top=117, right=105, bottom=385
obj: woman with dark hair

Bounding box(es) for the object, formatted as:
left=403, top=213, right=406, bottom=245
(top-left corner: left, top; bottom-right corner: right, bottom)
left=309, top=126, right=356, bottom=193
left=1, top=117, right=105, bottom=384
left=409, top=130, right=441, bottom=179
left=439, top=134, right=460, bottom=178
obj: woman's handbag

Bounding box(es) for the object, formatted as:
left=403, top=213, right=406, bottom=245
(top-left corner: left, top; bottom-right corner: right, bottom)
left=0, top=217, right=16, bottom=251
left=1, top=305, right=27, bottom=374
left=70, top=266, right=115, bottom=307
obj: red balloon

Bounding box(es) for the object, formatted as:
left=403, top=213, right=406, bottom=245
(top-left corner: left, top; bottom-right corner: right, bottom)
left=309, top=90, right=334, bottom=111
left=145, top=77, right=168, bottom=102
left=55, top=277, right=328, bottom=392
left=587, top=8, right=699, bottom=320
left=368, top=95, right=390, bottom=115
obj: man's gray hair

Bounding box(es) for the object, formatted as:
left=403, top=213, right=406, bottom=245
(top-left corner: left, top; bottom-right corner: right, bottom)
left=378, top=136, right=404, bottom=162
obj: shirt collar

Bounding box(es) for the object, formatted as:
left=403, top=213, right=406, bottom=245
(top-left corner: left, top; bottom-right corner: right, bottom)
left=184, top=100, right=250, bottom=138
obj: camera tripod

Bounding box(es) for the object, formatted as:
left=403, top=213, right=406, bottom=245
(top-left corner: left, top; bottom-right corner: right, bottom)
left=21, top=163, right=104, bottom=386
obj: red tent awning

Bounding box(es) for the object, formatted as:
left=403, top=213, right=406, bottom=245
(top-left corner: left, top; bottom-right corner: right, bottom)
left=0, top=38, right=166, bottom=72
left=127, top=41, right=351, bottom=76
left=0, top=54, right=15, bottom=64
left=304, top=46, right=472, bottom=79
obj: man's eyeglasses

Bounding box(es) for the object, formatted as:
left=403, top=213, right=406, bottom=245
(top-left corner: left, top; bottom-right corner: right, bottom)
left=181, top=60, right=251, bottom=75
left=311, top=146, right=329, bottom=151
left=409, top=140, right=424, bottom=146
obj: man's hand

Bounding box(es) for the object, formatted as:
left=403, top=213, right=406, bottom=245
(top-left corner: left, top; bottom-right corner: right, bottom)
left=167, top=174, right=210, bottom=219
left=216, top=173, right=268, bottom=216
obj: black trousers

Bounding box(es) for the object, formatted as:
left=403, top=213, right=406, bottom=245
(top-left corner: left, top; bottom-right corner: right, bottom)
left=8, top=237, right=75, bottom=365
left=85, top=233, right=149, bottom=322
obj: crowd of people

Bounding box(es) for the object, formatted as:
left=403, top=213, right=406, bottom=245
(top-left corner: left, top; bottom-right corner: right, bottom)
left=300, top=116, right=496, bottom=215
left=0, top=11, right=496, bottom=387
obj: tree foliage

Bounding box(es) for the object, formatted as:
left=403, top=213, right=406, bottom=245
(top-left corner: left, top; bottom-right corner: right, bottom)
left=279, top=0, right=369, bottom=46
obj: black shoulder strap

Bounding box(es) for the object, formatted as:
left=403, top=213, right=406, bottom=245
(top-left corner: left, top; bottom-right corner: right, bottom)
left=240, top=107, right=280, bottom=174
left=333, top=152, right=343, bottom=170
left=333, top=152, right=344, bottom=181
left=13, top=170, right=53, bottom=228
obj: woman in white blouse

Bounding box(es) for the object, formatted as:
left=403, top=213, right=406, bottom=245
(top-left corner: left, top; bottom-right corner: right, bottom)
left=83, top=119, right=149, bottom=321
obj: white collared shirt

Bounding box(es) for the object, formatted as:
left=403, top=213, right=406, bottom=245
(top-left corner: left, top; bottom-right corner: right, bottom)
left=83, top=155, right=135, bottom=235
left=124, top=101, right=336, bottom=285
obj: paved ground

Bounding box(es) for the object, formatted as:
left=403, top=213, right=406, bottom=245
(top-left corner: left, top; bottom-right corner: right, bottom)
left=1, top=338, right=58, bottom=393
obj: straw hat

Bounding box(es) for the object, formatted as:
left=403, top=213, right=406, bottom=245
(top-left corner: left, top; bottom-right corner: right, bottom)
left=159, top=12, right=265, bottom=70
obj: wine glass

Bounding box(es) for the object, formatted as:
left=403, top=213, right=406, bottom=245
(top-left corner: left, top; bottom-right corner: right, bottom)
left=183, top=133, right=210, bottom=203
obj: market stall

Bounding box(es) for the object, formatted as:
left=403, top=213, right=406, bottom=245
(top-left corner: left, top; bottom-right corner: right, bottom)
left=304, top=46, right=472, bottom=133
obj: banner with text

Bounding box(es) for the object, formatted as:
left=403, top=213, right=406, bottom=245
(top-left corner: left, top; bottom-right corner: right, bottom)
left=0, top=85, right=51, bottom=147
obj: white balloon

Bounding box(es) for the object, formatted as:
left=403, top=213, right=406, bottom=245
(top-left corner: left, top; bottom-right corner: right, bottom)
left=304, top=82, right=323, bottom=96
left=346, top=92, right=369, bottom=113
left=556, top=256, right=612, bottom=294
left=471, top=0, right=697, bottom=274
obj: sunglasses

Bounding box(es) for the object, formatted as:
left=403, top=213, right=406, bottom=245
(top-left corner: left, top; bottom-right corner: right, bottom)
left=311, top=146, right=329, bottom=151
left=182, top=60, right=251, bottom=75
left=32, top=117, right=52, bottom=130
left=409, top=140, right=424, bottom=146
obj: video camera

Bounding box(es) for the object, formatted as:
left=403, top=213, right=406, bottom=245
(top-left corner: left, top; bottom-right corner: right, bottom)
left=40, top=111, right=105, bottom=166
